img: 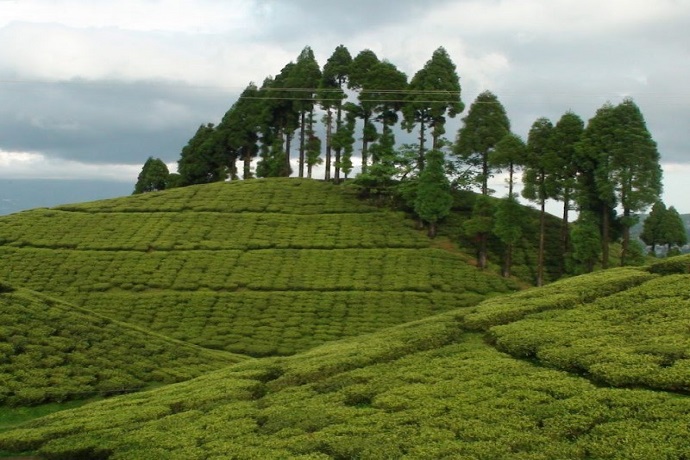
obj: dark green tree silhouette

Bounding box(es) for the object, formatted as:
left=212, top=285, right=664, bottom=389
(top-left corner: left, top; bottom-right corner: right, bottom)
left=133, top=157, right=169, bottom=194
left=549, top=111, right=584, bottom=269
left=610, top=98, right=663, bottom=265
left=404, top=47, right=463, bottom=170
left=522, top=117, right=555, bottom=286
left=455, top=91, right=510, bottom=195
left=319, top=45, right=352, bottom=182
left=177, top=123, right=227, bottom=185
left=414, top=150, right=452, bottom=238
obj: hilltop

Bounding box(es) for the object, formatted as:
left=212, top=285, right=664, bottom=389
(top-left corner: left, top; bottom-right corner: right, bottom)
left=0, top=179, right=520, bottom=358
left=2, top=255, right=689, bottom=459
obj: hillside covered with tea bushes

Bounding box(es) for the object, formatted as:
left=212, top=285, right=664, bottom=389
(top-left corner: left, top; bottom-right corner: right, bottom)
left=0, top=179, right=520, bottom=357
left=2, top=256, right=690, bottom=459
left=0, top=281, right=244, bottom=407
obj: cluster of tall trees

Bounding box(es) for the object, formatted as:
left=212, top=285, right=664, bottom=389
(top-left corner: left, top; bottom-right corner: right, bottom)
left=134, top=44, right=667, bottom=285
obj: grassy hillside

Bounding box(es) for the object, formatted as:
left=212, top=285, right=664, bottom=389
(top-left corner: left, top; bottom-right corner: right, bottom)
left=2, top=255, right=689, bottom=459
left=0, top=179, right=519, bottom=356
left=0, top=280, right=244, bottom=407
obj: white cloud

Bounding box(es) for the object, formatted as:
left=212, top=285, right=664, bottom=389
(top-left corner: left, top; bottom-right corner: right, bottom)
left=0, top=150, right=139, bottom=181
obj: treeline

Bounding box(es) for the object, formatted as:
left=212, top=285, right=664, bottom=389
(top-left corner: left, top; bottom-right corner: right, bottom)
left=134, top=45, right=668, bottom=285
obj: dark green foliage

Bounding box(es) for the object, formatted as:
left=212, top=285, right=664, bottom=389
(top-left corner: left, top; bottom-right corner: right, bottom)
left=611, top=99, right=663, bottom=265
left=463, top=195, right=494, bottom=269
left=493, top=196, right=525, bottom=277
left=216, top=82, right=262, bottom=180
left=133, top=157, right=169, bottom=194
left=489, top=132, right=526, bottom=198
left=177, top=123, right=227, bottom=185
left=319, top=45, right=352, bottom=182
left=455, top=91, right=510, bottom=194
left=414, top=150, right=452, bottom=237
left=663, top=206, right=688, bottom=250
left=570, top=212, right=602, bottom=274
left=346, top=49, right=381, bottom=173
left=404, top=47, right=463, bottom=169
left=640, top=201, right=667, bottom=252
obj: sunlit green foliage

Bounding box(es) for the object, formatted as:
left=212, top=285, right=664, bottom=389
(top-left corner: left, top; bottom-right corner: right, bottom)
left=5, top=255, right=690, bottom=459
left=0, top=283, right=243, bottom=407
left=0, top=179, right=518, bottom=358
left=490, top=258, right=690, bottom=392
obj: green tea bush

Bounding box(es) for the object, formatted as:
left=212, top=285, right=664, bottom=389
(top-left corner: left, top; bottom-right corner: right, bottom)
left=0, top=284, right=245, bottom=406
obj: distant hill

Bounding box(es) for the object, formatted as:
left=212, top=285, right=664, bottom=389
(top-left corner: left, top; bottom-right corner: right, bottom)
left=0, top=281, right=244, bottom=407
left=3, top=255, right=689, bottom=459
left=0, top=179, right=520, bottom=358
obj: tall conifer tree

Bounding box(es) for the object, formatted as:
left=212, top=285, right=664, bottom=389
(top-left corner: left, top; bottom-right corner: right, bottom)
left=522, top=117, right=555, bottom=286
left=319, top=45, right=352, bottom=181
left=455, top=91, right=510, bottom=195
left=404, top=47, right=463, bottom=170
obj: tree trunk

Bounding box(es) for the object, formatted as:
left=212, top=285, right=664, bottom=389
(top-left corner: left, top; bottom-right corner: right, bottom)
left=481, top=150, right=488, bottom=196
left=621, top=207, right=631, bottom=266
left=325, top=109, right=333, bottom=181
left=537, top=198, right=546, bottom=287
left=298, top=111, right=306, bottom=178
left=560, top=190, right=570, bottom=276
left=243, top=149, right=252, bottom=179
left=418, top=120, right=426, bottom=171
left=229, top=156, right=238, bottom=181
left=508, top=163, right=514, bottom=198
left=284, top=132, right=292, bottom=176
left=478, top=232, right=488, bottom=270
left=428, top=221, right=437, bottom=239
left=601, top=203, right=610, bottom=269
left=334, top=105, right=342, bottom=183
left=361, top=114, right=370, bottom=174
left=503, top=243, right=512, bottom=278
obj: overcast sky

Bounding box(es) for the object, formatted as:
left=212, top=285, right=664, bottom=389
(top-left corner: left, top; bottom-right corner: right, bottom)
left=1, top=0, right=689, bottom=213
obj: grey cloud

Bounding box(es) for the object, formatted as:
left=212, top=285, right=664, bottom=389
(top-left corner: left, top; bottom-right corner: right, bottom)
left=0, top=80, right=236, bottom=164
left=250, top=0, right=457, bottom=41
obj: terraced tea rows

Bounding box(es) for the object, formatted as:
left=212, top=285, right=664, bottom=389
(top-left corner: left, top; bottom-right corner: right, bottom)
left=0, top=179, right=519, bottom=356
left=0, top=282, right=244, bottom=407
left=4, top=256, right=690, bottom=459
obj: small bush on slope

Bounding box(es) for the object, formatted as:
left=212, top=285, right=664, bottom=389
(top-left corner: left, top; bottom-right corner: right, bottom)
left=4, top=261, right=690, bottom=458
left=0, top=283, right=245, bottom=406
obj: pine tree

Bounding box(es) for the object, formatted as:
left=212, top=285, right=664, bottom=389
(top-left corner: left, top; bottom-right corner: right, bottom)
left=522, top=117, right=555, bottom=286
left=640, top=201, right=667, bottom=253
left=550, top=111, right=584, bottom=268
left=216, top=83, right=261, bottom=180
left=455, top=91, right=510, bottom=195
left=404, top=47, right=463, bottom=171
left=570, top=212, right=601, bottom=274
left=464, top=195, right=494, bottom=269
left=610, top=98, right=663, bottom=265
left=493, top=196, right=524, bottom=277
left=289, top=47, right=322, bottom=178
left=575, top=103, right=619, bottom=269
left=489, top=133, right=526, bottom=198
left=662, top=206, right=688, bottom=253
left=177, top=123, right=227, bottom=185
left=133, top=157, right=169, bottom=194
left=347, top=49, right=381, bottom=174
left=414, top=150, right=453, bottom=238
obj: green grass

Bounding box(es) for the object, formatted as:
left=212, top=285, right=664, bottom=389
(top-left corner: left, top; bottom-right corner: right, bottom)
left=0, top=283, right=245, bottom=407
left=0, top=179, right=520, bottom=357
left=3, top=258, right=690, bottom=458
